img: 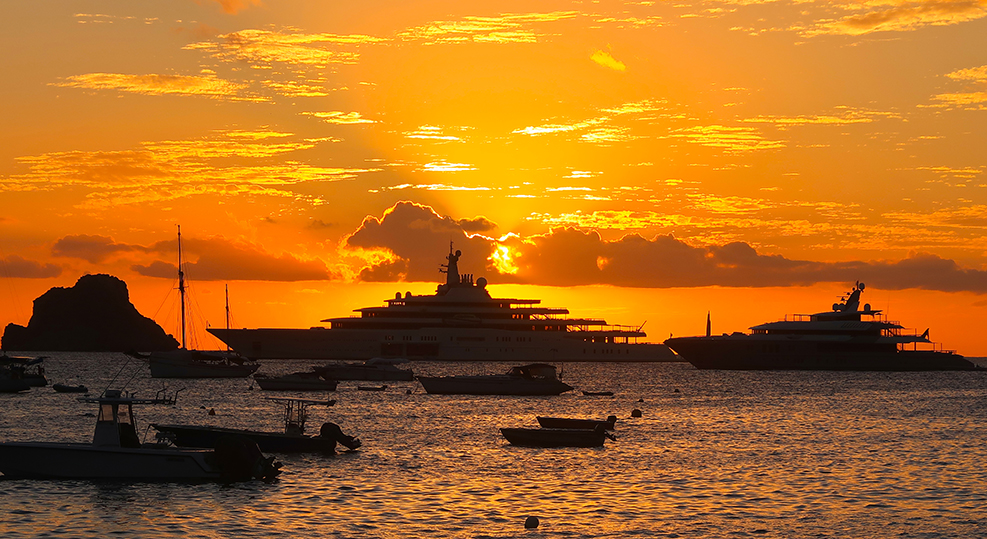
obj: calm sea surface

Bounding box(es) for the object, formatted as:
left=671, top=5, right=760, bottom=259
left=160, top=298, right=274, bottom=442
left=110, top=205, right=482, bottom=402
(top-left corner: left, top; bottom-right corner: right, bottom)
left=1, top=353, right=986, bottom=538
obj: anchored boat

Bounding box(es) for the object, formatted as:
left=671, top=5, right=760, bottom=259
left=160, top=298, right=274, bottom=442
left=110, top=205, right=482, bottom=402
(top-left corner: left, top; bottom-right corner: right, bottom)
left=666, top=281, right=980, bottom=371
left=209, top=245, right=674, bottom=362
left=0, top=389, right=281, bottom=481
left=153, top=397, right=360, bottom=454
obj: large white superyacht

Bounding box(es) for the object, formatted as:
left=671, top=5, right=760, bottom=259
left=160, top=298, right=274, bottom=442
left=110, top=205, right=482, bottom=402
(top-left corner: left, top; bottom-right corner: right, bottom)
left=208, top=246, right=676, bottom=362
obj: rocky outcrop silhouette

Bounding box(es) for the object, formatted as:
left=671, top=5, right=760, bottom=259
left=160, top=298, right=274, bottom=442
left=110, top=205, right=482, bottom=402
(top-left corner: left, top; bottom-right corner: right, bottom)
left=2, top=274, right=179, bottom=352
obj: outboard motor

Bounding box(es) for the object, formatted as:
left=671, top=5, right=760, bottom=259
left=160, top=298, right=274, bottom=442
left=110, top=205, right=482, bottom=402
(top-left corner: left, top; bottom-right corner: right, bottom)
left=214, top=435, right=282, bottom=482
left=319, top=422, right=362, bottom=451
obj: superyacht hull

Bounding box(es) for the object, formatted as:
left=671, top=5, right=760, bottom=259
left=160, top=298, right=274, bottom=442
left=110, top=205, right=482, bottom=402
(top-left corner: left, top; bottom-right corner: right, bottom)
left=666, top=337, right=979, bottom=371
left=209, top=327, right=676, bottom=362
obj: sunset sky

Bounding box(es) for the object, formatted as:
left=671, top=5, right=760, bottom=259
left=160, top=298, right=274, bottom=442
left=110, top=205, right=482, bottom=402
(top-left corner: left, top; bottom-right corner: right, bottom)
left=2, top=0, right=987, bottom=353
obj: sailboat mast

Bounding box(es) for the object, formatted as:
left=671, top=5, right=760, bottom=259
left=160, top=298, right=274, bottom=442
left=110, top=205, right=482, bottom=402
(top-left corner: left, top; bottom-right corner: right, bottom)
left=225, top=284, right=231, bottom=352
left=178, top=225, right=186, bottom=350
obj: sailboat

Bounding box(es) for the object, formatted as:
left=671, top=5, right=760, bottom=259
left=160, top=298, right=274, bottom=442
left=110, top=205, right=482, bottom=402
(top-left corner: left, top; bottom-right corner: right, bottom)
left=148, top=227, right=260, bottom=378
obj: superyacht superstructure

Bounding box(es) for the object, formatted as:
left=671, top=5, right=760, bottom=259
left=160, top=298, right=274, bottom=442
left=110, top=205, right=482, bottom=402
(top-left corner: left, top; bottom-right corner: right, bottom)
left=665, top=281, right=979, bottom=371
left=208, top=246, right=675, bottom=362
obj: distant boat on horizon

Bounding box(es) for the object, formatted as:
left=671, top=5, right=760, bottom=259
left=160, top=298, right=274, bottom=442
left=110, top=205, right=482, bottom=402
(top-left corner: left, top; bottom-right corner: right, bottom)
left=208, top=244, right=677, bottom=362
left=665, top=281, right=981, bottom=371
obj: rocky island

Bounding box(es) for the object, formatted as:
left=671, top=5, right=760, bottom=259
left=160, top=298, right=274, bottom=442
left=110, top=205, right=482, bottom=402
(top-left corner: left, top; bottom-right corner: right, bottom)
left=2, top=274, right=179, bottom=352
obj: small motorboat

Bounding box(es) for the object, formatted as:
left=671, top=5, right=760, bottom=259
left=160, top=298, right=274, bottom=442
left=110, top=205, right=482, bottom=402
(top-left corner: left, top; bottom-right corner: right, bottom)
left=357, top=385, right=387, bottom=391
left=536, top=415, right=617, bottom=430
left=418, top=363, right=573, bottom=396
left=153, top=397, right=360, bottom=454
left=0, top=355, right=48, bottom=388
left=52, top=383, right=89, bottom=393
left=314, top=358, right=414, bottom=381
left=0, top=389, right=281, bottom=481
left=581, top=390, right=614, bottom=396
left=500, top=426, right=615, bottom=448
left=253, top=371, right=338, bottom=391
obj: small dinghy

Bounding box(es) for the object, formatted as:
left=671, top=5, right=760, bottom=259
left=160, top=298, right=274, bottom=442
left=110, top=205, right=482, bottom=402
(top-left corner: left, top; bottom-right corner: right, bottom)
left=52, top=383, right=89, bottom=393
left=500, top=426, right=615, bottom=448
left=581, top=390, right=614, bottom=396
left=536, top=415, right=617, bottom=430
left=357, top=385, right=387, bottom=391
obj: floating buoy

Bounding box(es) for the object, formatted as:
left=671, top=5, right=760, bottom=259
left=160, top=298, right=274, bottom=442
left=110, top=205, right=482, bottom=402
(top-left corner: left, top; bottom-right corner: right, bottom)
left=638, top=398, right=644, bottom=403
left=631, top=408, right=642, bottom=418
left=406, top=389, right=412, bottom=395
left=524, top=516, right=539, bottom=529
left=674, top=388, right=680, bottom=393
left=208, top=408, right=216, bottom=416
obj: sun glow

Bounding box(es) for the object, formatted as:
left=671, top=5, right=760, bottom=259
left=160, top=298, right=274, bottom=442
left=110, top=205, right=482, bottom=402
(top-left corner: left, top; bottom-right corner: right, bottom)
left=489, top=244, right=520, bottom=275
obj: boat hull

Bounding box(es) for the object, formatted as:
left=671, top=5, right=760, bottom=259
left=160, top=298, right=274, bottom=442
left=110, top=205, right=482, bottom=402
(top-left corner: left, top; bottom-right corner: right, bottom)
left=666, top=336, right=980, bottom=371
left=313, top=364, right=414, bottom=381
left=500, top=428, right=607, bottom=448
left=0, top=442, right=221, bottom=480
left=536, top=417, right=616, bottom=430
left=418, top=376, right=573, bottom=395
left=149, top=352, right=260, bottom=378
left=152, top=424, right=338, bottom=453
left=253, top=376, right=338, bottom=391
left=209, top=328, right=676, bottom=362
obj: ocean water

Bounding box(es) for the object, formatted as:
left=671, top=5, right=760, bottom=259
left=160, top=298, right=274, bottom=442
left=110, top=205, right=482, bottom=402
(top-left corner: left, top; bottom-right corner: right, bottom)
left=1, top=353, right=986, bottom=538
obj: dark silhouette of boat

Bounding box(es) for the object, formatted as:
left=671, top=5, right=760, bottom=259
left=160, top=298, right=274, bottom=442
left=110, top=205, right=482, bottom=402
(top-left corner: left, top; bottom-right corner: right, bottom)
left=153, top=397, right=359, bottom=454
left=536, top=415, right=617, bottom=430
left=52, top=383, right=88, bottom=393
left=253, top=371, right=338, bottom=391
left=146, top=227, right=259, bottom=379
left=418, top=363, right=573, bottom=395
left=313, top=358, right=414, bottom=381
left=666, top=281, right=981, bottom=371
left=0, top=389, right=281, bottom=481
left=500, top=427, right=614, bottom=447
left=209, top=244, right=674, bottom=362
left=581, top=390, right=614, bottom=396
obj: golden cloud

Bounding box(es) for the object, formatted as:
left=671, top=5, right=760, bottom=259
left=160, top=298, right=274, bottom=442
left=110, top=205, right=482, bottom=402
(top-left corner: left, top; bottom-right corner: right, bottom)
left=53, top=73, right=262, bottom=101
left=668, top=125, right=786, bottom=153
left=591, top=49, right=627, bottom=71
left=397, top=11, right=578, bottom=44
left=185, top=29, right=381, bottom=68
left=804, top=0, right=987, bottom=36
left=2, top=130, right=379, bottom=206
left=301, top=111, right=376, bottom=124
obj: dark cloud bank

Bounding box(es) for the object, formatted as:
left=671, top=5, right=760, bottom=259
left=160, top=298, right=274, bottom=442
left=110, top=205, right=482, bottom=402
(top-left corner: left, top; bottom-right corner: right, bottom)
left=346, top=201, right=987, bottom=293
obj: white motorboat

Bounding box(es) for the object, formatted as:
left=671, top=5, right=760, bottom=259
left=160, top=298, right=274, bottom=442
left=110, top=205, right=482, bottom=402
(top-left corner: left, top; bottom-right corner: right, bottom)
left=417, top=363, right=574, bottom=395
left=0, top=389, right=281, bottom=480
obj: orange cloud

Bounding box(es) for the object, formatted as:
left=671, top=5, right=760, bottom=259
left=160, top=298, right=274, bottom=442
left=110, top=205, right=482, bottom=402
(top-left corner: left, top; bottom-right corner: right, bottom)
left=185, top=29, right=380, bottom=68
left=397, top=12, right=578, bottom=44
left=804, top=0, right=987, bottom=36
left=204, top=0, right=262, bottom=15
left=52, top=235, right=143, bottom=263
left=52, top=73, right=262, bottom=101
left=132, top=236, right=335, bottom=281
left=0, top=255, right=62, bottom=278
